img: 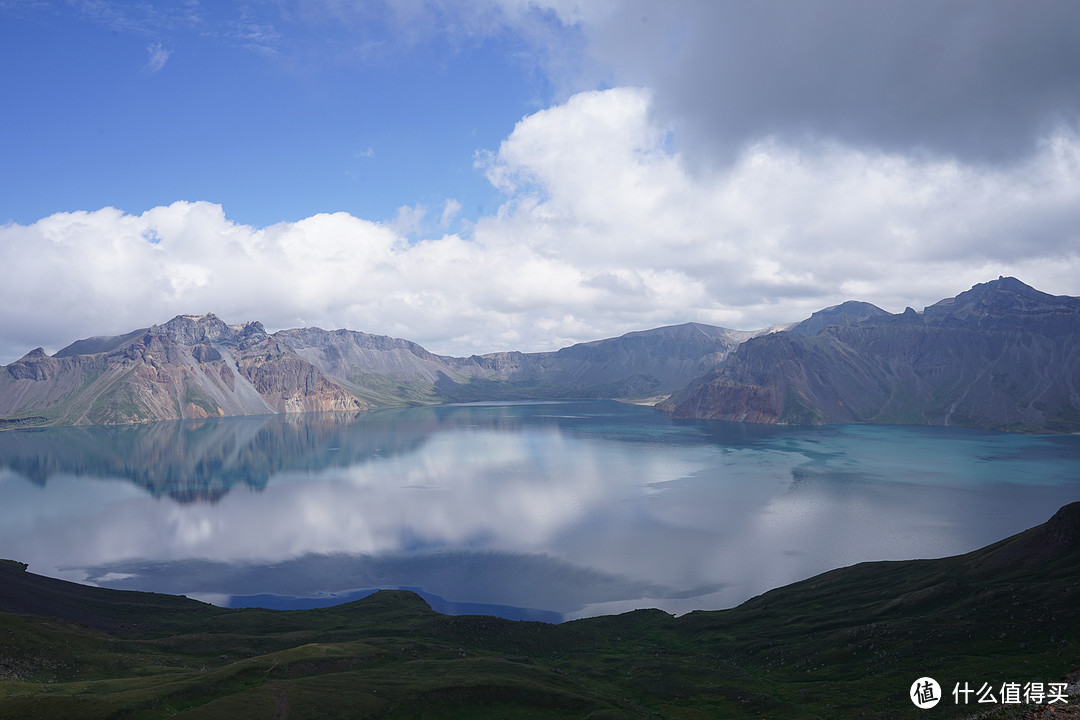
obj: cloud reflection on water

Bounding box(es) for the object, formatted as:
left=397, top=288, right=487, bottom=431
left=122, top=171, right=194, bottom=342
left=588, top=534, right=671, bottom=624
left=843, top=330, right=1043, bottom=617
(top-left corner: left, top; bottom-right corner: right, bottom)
left=0, top=402, right=1077, bottom=620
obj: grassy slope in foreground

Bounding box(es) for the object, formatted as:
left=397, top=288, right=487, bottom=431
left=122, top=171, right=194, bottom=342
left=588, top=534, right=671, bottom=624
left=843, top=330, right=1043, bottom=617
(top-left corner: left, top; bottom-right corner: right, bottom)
left=0, top=503, right=1078, bottom=719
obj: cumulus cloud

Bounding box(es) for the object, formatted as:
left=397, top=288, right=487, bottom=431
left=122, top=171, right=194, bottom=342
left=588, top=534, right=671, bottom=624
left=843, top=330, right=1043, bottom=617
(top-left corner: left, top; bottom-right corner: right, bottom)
left=529, top=0, right=1080, bottom=167
left=476, top=88, right=1080, bottom=308
left=51, top=1, right=1080, bottom=167
left=391, top=203, right=427, bottom=236
left=2, top=88, right=1078, bottom=365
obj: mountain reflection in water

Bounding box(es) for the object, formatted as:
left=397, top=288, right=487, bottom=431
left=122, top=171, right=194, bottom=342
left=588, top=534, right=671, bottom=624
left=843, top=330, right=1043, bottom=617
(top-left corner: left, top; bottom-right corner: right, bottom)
left=0, top=401, right=1077, bottom=621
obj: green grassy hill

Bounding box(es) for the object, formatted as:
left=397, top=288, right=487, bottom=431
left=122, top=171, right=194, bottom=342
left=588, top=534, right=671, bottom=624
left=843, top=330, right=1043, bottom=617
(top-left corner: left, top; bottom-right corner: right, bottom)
left=2, top=502, right=1078, bottom=718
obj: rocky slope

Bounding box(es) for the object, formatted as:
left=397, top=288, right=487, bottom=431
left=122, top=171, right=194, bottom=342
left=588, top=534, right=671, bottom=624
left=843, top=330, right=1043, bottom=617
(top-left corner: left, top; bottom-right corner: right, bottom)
left=660, top=277, right=1080, bottom=432
left=0, top=317, right=748, bottom=426
left=279, top=321, right=752, bottom=405
left=5, top=277, right=1075, bottom=430
left=0, top=314, right=365, bottom=426
left=501, top=321, right=755, bottom=399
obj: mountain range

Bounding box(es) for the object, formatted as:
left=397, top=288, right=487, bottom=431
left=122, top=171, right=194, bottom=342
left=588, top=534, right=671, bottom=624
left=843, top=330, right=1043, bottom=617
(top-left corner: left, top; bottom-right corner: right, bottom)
left=0, top=314, right=752, bottom=426
left=661, top=277, right=1080, bottom=433
left=2, top=276, right=1078, bottom=431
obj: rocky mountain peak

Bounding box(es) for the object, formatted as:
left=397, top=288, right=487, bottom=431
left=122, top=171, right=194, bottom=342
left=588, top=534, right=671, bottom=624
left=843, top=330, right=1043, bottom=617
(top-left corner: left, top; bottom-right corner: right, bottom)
left=233, top=320, right=267, bottom=336
left=151, top=313, right=227, bottom=343
left=5, top=348, right=53, bottom=382
left=5, top=279, right=1077, bottom=430
left=662, top=277, right=1080, bottom=432
left=232, top=321, right=269, bottom=349
left=923, top=276, right=1077, bottom=320
left=151, top=313, right=250, bottom=346
left=790, top=300, right=888, bottom=335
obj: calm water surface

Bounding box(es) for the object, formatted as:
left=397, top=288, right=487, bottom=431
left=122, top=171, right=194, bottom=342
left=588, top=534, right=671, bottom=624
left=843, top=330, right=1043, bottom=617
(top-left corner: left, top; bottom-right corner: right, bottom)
left=0, top=401, right=1077, bottom=621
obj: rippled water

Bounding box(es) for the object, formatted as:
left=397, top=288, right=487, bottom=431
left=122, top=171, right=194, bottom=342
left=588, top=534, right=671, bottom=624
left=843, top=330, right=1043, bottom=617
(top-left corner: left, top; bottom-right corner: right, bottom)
left=1, top=401, right=1077, bottom=621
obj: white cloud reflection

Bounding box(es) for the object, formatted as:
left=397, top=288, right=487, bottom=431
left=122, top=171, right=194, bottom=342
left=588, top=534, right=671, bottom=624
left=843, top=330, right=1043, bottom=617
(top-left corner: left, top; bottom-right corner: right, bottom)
left=0, top=407, right=1076, bottom=618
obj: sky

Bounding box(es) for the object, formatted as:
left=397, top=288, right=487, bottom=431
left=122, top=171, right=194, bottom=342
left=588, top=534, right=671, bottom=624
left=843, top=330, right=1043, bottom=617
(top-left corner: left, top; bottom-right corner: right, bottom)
left=1, top=0, right=1079, bottom=364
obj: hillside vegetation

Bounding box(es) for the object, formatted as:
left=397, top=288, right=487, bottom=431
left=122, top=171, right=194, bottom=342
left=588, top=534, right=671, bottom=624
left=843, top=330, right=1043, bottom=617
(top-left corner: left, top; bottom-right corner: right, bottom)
left=1, top=503, right=1078, bottom=718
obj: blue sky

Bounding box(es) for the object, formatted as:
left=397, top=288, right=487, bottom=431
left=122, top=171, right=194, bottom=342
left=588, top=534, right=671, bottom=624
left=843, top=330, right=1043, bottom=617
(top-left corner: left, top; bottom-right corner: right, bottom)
left=1, top=1, right=1079, bottom=363
left=1, top=1, right=553, bottom=229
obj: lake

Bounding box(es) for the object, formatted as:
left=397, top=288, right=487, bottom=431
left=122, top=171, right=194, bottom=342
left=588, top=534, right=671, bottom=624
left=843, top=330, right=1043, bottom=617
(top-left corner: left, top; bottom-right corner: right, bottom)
left=0, top=400, right=1077, bottom=622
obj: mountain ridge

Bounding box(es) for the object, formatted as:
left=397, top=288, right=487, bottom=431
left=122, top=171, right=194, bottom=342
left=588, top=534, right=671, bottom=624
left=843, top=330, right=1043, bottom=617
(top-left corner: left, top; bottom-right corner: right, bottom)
left=1, top=317, right=753, bottom=426
left=660, top=277, right=1080, bottom=432
left=3, top=277, right=1078, bottom=431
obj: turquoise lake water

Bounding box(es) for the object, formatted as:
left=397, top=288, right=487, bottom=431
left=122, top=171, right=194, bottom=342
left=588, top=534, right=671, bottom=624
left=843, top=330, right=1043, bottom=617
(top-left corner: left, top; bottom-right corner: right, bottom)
left=0, top=400, right=1077, bottom=621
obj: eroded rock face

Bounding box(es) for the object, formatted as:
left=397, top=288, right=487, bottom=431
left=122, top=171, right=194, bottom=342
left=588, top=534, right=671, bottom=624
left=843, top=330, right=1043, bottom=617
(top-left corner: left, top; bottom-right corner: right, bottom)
left=192, top=344, right=222, bottom=363
left=0, top=314, right=364, bottom=425
left=0, top=315, right=748, bottom=425
left=4, top=277, right=1075, bottom=430
left=661, top=278, right=1080, bottom=433
left=6, top=349, right=54, bottom=381
left=237, top=337, right=364, bottom=414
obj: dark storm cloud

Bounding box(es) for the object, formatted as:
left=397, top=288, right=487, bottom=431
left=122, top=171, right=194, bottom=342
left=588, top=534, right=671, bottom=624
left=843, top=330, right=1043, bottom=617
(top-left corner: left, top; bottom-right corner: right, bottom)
left=587, top=0, right=1080, bottom=164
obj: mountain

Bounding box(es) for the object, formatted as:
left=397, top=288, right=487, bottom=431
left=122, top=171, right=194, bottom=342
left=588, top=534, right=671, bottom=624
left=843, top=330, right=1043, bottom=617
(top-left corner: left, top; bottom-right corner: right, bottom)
left=0, top=314, right=365, bottom=426
left=0, top=412, right=404, bottom=503
left=1, top=502, right=1077, bottom=717
left=661, top=277, right=1080, bottom=432
left=0, top=317, right=748, bottom=426
left=788, top=299, right=889, bottom=335
left=5, top=277, right=1077, bottom=430
left=514, top=321, right=755, bottom=398
left=281, top=321, right=752, bottom=405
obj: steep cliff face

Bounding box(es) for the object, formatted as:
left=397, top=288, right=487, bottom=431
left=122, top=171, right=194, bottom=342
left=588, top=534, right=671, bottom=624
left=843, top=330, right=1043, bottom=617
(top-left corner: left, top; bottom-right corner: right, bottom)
left=0, top=314, right=364, bottom=425
left=273, top=327, right=454, bottom=405
left=0, top=317, right=745, bottom=426
left=7, top=277, right=1072, bottom=430
left=236, top=334, right=364, bottom=414
left=660, top=278, right=1080, bottom=432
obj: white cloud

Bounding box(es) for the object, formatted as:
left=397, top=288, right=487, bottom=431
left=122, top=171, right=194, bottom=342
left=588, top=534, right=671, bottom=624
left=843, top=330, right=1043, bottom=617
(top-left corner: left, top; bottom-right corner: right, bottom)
left=440, top=198, right=462, bottom=228
left=390, top=203, right=427, bottom=237
left=1, top=87, right=1078, bottom=365
left=145, top=41, right=171, bottom=72
left=474, top=87, right=1080, bottom=320
left=502, top=1, right=1080, bottom=166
